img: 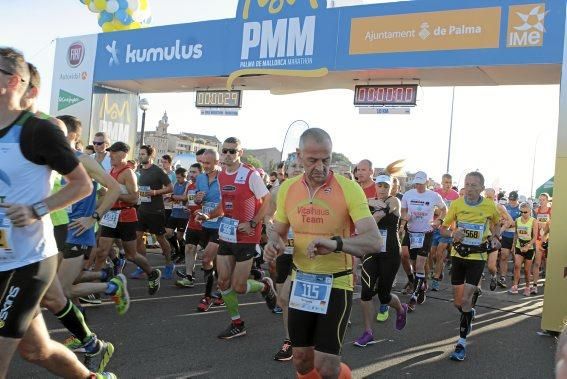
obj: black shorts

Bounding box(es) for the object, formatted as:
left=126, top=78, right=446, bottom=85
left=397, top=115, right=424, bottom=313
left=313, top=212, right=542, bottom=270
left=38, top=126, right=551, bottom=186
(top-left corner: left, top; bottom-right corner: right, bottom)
left=515, top=248, right=535, bottom=260
left=137, top=209, right=166, bottom=235
left=185, top=228, right=208, bottom=248
left=450, top=256, right=486, bottom=286
left=402, top=231, right=433, bottom=260
left=202, top=228, right=219, bottom=245
left=288, top=287, right=353, bottom=355
left=501, top=236, right=514, bottom=250
left=62, top=243, right=93, bottom=260
left=165, top=209, right=172, bottom=221
left=218, top=241, right=258, bottom=263
left=166, top=217, right=188, bottom=233
left=100, top=222, right=138, bottom=242
left=275, top=254, right=293, bottom=284
left=53, top=224, right=67, bottom=252
left=0, top=255, right=58, bottom=338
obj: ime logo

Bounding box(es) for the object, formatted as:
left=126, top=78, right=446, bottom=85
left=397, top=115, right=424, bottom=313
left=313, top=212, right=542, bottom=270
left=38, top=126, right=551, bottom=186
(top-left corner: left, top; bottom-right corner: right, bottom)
left=507, top=4, right=547, bottom=48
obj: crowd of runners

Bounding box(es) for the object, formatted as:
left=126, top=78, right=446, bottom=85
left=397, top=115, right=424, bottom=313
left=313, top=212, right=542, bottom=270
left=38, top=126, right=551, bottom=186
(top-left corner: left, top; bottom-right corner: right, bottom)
left=0, top=47, right=558, bottom=379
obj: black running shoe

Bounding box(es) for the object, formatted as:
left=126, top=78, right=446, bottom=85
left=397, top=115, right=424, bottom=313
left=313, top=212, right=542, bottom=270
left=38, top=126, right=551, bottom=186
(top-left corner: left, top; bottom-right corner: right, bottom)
left=261, top=277, right=277, bottom=310
left=274, top=339, right=293, bottom=361
left=489, top=276, right=497, bottom=291
left=148, top=269, right=161, bottom=295
left=217, top=322, right=246, bottom=339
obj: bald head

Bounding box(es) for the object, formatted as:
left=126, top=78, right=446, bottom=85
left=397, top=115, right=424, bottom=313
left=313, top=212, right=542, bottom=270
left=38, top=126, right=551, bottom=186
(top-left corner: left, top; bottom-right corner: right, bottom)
left=299, top=128, right=332, bottom=150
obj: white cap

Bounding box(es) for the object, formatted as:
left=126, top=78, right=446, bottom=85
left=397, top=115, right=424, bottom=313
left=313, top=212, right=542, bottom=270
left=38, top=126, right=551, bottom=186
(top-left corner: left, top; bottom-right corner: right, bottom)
left=374, top=175, right=392, bottom=186
left=412, top=171, right=428, bottom=185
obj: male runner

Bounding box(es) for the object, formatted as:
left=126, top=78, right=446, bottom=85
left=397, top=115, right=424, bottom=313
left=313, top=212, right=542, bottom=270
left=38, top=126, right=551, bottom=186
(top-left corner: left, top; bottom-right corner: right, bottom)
left=161, top=154, right=181, bottom=259
left=484, top=188, right=513, bottom=290
left=400, top=171, right=446, bottom=311
left=264, top=128, right=381, bottom=379
left=0, top=47, right=115, bottom=378
left=430, top=174, right=459, bottom=291
left=165, top=167, right=190, bottom=265
left=197, top=138, right=276, bottom=339
left=498, top=190, right=521, bottom=288
left=440, top=171, right=500, bottom=361
left=92, top=132, right=112, bottom=173
left=133, top=145, right=174, bottom=279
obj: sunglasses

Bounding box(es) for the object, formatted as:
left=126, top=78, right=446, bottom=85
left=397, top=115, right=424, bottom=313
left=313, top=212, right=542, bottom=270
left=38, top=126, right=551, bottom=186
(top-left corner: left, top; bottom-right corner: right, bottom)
left=520, top=211, right=530, bottom=214
left=92, top=141, right=105, bottom=146
left=222, top=148, right=238, bottom=154
left=0, top=67, right=26, bottom=83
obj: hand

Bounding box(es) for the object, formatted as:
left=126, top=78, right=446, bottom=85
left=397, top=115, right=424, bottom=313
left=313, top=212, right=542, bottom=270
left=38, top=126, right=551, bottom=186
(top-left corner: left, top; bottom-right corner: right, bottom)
left=264, top=239, right=285, bottom=262
left=307, top=238, right=337, bottom=259
left=452, top=228, right=465, bottom=243
left=490, top=236, right=501, bottom=250
left=139, top=191, right=149, bottom=198
left=238, top=222, right=253, bottom=235
left=195, top=212, right=209, bottom=223
left=68, top=216, right=96, bottom=236
left=195, top=191, right=206, bottom=203
left=1, top=203, right=38, bottom=227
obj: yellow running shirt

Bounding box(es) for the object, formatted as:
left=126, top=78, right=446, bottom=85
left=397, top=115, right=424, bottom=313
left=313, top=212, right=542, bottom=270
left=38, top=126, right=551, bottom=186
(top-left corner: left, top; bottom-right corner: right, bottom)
left=515, top=217, right=535, bottom=248
left=443, top=197, right=500, bottom=261
left=274, top=172, right=371, bottom=291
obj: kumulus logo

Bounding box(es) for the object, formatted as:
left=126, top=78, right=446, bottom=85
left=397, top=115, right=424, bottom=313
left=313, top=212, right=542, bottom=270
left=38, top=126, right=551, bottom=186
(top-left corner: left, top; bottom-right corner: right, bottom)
left=105, top=40, right=203, bottom=66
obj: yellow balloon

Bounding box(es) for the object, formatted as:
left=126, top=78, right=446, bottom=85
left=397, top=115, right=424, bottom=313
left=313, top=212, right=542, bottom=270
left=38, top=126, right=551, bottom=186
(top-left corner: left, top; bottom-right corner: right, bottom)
left=139, top=0, right=148, bottom=11
left=129, top=22, right=142, bottom=29
left=127, top=8, right=133, bottom=15
left=111, top=18, right=123, bottom=28
left=94, top=0, right=106, bottom=11
left=85, top=0, right=92, bottom=6
left=101, top=22, right=115, bottom=32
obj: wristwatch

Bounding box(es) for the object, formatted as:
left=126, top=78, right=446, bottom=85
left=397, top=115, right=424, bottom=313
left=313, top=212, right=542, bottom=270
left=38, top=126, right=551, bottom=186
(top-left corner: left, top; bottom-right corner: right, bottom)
left=31, top=201, right=50, bottom=220
left=91, top=212, right=101, bottom=221
left=330, top=236, right=343, bottom=253
left=249, top=220, right=258, bottom=228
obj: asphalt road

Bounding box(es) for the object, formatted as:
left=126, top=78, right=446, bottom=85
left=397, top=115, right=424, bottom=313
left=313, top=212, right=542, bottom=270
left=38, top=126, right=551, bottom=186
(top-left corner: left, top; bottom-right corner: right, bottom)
left=11, top=252, right=557, bottom=379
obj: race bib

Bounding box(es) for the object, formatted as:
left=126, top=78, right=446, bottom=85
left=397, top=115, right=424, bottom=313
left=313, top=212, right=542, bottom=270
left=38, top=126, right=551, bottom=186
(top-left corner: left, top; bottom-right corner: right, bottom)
left=458, top=222, right=485, bottom=246
left=517, top=226, right=530, bottom=239
left=409, top=232, right=425, bottom=249
left=379, top=229, right=387, bottom=253
left=163, top=196, right=173, bottom=210
left=219, top=217, right=239, bottom=243
left=285, top=228, right=294, bottom=255
left=100, top=210, right=120, bottom=229
left=202, top=202, right=219, bottom=222
left=289, top=271, right=332, bottom=315
left=0, top=210, right=14, bottom=255
left=139, top=186, right=151, bottom=203
left=537, top=214, right=549, bottom=223
left=187, top=190, right=196, bottom=206
left=172, top=202, right=184, bottom=209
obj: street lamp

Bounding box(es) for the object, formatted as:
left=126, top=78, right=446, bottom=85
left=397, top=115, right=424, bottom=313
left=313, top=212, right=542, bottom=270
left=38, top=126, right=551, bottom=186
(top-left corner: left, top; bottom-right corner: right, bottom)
left=281, top=120, right=309, bottom=162
left=446, top=87, right=456, bottom=174
left=139, top=98, right=149, bottom=148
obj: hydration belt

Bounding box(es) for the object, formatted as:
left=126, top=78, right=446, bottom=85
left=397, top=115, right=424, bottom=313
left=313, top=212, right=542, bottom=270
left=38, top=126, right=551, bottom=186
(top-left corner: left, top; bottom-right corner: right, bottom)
left=291, top=263, right=352, bottom=278
left=453, top=241, right=491, bottom=257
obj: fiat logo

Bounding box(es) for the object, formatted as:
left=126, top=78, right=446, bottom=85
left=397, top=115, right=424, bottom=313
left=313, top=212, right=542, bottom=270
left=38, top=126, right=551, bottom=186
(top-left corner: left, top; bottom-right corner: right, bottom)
left=67, top=42, right=85, bottom=68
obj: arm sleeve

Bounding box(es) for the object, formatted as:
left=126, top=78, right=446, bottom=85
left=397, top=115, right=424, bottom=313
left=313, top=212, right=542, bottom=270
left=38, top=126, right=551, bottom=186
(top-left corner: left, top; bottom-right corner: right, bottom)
left=249, top=171, right=269, bottom=199
left=21, top=118, right=79, bottom=175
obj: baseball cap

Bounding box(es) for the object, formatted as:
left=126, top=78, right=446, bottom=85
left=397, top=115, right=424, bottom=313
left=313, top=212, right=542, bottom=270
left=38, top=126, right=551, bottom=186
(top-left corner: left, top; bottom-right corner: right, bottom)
left=509, top=191, right=519, bottom=200
left=412, top=171, right=428, bottom=185
left=374, top=175, right=392, bottom=186
left=106, top=141, right=130, bottom=153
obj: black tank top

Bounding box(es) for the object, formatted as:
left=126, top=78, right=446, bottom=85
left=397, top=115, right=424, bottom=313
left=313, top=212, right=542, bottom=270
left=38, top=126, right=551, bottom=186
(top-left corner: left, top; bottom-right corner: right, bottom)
left=377, top=196, right=401, bottom=255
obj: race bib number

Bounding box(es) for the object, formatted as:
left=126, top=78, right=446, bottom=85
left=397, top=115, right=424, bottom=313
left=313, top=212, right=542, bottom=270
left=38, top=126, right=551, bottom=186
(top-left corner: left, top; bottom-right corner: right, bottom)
left=409, top=232, right=425, bottom=249
left=285, top=228, right=294, bottom=255
left=139, top=186, right=151, bottom=203
left=100, top=210, right=120, bottom=229
left=202, top=202, right=219, bottom=222
left=0, top=210, right=14, bottom=255
left=379, top=229, right=387, bottom=253
left=458, top=222, right=485, bottom=246
left=537, top=214, right=549, bottom=223
left=219, top=217, right=239, bottom=243
left=517, top=226, right=530, bottom=239
left=187, top=190, right=196, bottom=206
left=289, top=271, right=332, bottom=315
left=172, top=202, right=184, bottom=209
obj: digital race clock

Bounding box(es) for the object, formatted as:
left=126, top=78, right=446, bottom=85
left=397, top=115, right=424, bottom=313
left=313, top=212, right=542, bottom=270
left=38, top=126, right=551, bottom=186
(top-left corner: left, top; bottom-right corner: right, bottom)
left=354, top=84, right=418, bottom=106
left=195, top=90, right=242, bottom=108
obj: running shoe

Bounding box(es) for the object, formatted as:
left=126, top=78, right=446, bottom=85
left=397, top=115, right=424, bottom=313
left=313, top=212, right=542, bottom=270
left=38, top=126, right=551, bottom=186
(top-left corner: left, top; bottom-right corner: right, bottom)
left=450, top=344, right=466, bottom=361
left=79, top=294, right=102, bottom=305
left=508, top=285, right=518, bottom=294
left=148, top=269, right=161, bottom=295
left=197, top=296, right=213, bottom=312
left=213, top=297, right=225, bottom=306
left=163, top=263, right=175, bottom=280
left=212, top=290, right=222, bottom=299
left=113, top=258, right=126, bottom=277
left=489, top=275, right=497, bottom=291
left=84, top=340, right=114, bottom=373
left=431, top=279, right=440, bottom=292
left=395, top=304, right=408, bottom=331
left=94, top=373, right=117, bottom=379
left=497, top=276, right=507, bottom=289
left=416, top=282, right=427, bottom=305
left=402, top=281, right=414, bottom=295
left=523, top=286, right=531, bottom=297
left=63, top=336, right=86, bottom=353
left=101, top=266, right=114, bottom=282
left=407, top=297, right=417, bottom=312
left=217, top=322, right=246, bottom=339
left=353, top=330, right=377, bottom=347
left=531, top=285, right=538, bottom=295
left=110, top=274, right=130, bottom=316
left=176, top=268, right=187, bottom=278
left=130, top=266, right=146, bottom=279
left=274, top=339, right=293, bottom=361
left=261, top=277, right=277, bottom=310
left=272, top=306, right=283, bottom=314
left=376, top=304, right=389, bottom=322
left=175, top=278, right=195, bottom=288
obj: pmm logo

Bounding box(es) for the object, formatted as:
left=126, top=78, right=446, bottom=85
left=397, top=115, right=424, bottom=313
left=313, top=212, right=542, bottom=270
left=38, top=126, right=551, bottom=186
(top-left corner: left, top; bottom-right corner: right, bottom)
left=507, top=4, right=547, bottom=48
left=99, top=94, right=130, bottom=122
left=67, top=41, right=85, bottom=68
